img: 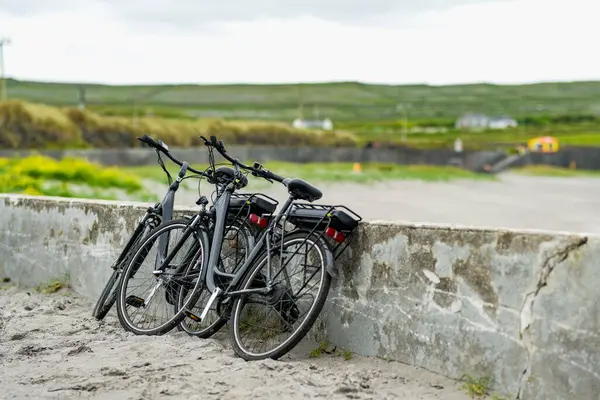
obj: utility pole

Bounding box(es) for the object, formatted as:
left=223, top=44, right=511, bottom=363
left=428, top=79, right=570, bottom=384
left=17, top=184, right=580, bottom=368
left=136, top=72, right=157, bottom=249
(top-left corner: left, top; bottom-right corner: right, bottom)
left=78, top=86, right=87, bottom=110
left=396, top=103, right=408, bottom=142
left=0, top=37, right=11, bottom=101
left=297, top=84, right=304, bottom=119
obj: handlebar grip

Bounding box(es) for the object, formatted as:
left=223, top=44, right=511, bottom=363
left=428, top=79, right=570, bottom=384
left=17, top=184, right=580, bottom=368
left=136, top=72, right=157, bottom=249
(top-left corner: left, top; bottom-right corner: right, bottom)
left=265, top=170, right=285, bottom=183
left=178, top=161, right=189, bottom=178
left=138, top=134, right=160, bottom=149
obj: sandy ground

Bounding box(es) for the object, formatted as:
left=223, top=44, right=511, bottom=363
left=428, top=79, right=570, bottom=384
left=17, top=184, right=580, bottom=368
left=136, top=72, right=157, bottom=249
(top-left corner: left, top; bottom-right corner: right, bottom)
left=0, top=287, right=471, bottom=400
left=164, top=172, right=600, bottom=235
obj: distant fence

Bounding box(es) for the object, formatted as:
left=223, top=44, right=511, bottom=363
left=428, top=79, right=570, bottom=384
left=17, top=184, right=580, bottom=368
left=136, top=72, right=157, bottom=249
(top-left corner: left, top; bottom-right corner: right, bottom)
left=4, top=145, right=599, bottom=171
left=0, top=146, right=505, bottom=172
left=503, top=146, right=600, bottom=170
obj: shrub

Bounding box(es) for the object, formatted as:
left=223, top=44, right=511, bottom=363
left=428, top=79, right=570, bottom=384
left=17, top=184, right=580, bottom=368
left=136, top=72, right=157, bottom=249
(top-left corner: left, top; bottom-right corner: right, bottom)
left=0, top=100, right=357, bottom=149
left=0, top=155, right=148, bottom=200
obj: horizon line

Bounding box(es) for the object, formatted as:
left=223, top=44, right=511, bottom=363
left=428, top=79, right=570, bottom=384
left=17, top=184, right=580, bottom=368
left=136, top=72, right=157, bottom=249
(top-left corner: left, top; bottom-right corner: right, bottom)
left=6, top=76, right=600, bottom=88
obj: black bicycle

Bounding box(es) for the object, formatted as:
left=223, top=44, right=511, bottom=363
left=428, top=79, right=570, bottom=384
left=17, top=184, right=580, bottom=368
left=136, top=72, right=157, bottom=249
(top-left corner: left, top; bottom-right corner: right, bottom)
left=112, top=137, right=271, bottom=335
left=92, top=135, right=261, bottom=321
left=116, top=136, right=361, bottom=361
left=91, top=135, right=204, bottom=320
left=177, top=172, right=279, bottom=337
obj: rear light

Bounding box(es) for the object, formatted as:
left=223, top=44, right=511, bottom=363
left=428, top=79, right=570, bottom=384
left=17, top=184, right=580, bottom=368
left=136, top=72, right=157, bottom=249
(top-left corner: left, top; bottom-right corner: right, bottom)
left=249, top=213, right=268, bottom=229
left=326, top=227, right=345, bottom=243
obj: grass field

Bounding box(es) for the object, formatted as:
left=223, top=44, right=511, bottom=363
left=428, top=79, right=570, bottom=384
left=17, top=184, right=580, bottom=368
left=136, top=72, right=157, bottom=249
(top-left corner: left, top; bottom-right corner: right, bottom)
left=7, top=78, right=600, bottom=121
left=124, top=161, right=496, bottom=186
left=3, top=99, right=600, bottom=151
left=4, top=79, right=600, bottom=151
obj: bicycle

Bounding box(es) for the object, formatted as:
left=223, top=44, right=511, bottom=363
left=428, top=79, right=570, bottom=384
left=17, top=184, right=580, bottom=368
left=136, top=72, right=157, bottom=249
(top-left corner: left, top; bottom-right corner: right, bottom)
left=116, top=135, right=362, bottom=361
left=92, top=134, right=263, bottom=321
left=113, top=136, right=274, bottom=335
left=92, top=134, right=205, bottom=320
left=177, top=179, right=280, bottom=337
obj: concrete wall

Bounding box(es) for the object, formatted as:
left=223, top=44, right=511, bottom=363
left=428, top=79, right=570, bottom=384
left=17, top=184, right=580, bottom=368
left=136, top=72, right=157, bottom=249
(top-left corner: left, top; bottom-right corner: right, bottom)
left=1, top=194, right=598, bottom=400
left=0, top=146, right=504, bottom=172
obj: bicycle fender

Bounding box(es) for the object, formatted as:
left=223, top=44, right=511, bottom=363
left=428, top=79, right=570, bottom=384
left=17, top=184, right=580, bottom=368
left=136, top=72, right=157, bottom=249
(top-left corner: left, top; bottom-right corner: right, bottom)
left=318, top=235, right=337, bottom=278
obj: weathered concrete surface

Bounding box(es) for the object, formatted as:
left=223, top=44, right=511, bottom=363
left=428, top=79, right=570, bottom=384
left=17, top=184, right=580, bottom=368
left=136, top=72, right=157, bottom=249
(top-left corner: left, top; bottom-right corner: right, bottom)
left=0, top=195, right=195, bottom=301
left=1, top=194, right=599, bottom=399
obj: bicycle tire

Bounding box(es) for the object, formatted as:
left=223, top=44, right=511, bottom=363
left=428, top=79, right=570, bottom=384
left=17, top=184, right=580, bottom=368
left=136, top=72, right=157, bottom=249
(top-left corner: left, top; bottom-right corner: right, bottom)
left=177, top=220, right=256, bottom=338
left=229, top=231, right=333, bottom=361
left=91, top=220, right=155, bottom=320
left=91, top=270, right=119, bottom=320
left=116, top=219, right=210, bottom=335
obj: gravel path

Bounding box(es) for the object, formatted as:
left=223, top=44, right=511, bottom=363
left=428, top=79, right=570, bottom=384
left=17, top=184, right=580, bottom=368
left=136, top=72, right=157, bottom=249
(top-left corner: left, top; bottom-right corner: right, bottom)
left=0, top=287, right=470, bottom=400
left=159, top=172, right=600, bottom=235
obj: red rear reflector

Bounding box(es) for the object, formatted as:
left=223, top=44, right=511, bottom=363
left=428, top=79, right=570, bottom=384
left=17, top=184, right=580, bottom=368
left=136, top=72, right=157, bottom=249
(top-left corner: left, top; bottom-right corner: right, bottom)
left=249, top=213, right=268, bottom=228
left=326, top=227, right=345, bottom=243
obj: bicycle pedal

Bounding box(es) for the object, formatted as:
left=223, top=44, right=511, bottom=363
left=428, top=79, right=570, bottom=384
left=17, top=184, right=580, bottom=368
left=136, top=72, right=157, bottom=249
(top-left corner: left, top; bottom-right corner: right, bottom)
left=125, top=295, right=145, bottom=308
left=183, top=310, right=202, bottom=322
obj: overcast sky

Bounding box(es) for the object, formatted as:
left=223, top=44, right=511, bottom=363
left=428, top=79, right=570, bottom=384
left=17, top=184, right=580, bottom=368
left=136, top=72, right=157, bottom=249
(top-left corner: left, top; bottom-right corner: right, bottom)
left=0, top=0, right=598, bottom=85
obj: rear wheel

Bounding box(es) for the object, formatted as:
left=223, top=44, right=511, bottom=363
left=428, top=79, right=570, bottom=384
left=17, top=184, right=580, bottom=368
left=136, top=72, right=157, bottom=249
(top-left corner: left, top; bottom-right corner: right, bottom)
left=229, top=231, right=333, bottom=361
left=116, top=219, right=209, bottom=336
left=177, top=220, right=255, bottom=338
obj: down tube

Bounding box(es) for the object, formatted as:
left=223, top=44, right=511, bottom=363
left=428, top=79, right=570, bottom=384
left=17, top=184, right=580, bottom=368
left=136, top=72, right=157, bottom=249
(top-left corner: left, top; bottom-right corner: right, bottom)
left=205, top=190, right=231, bottom=293
left=154, top=185, right=177, bottom=269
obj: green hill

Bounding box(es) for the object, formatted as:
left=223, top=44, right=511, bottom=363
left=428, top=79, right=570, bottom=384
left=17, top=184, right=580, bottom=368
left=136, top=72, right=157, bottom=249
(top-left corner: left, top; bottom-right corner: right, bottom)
left=5, top=79, right=600, bottom=122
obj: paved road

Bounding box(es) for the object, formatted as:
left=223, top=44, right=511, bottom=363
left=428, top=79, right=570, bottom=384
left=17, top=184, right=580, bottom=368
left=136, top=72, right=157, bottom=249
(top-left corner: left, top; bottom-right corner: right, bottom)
left=0, top=288, right=470, bottom=400
left=164, top=173, right=600, bottom=235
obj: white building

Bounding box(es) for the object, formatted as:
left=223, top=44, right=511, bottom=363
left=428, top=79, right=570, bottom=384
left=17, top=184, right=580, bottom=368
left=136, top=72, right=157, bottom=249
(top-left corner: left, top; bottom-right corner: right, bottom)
left=292, top=118, right=334, bottom=130
left=455, top=113, right=518, bottom=130
left=487, top=116, right=518, bottom=129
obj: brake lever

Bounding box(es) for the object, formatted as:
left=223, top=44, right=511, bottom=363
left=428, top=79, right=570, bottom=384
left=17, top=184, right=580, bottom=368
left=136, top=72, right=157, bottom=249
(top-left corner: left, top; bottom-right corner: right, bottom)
left=199, top=135, right=210, bottom=146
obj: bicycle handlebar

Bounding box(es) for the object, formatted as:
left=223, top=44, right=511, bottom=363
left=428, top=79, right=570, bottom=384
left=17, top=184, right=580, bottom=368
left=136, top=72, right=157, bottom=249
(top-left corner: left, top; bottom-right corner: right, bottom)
left=200, top=135, right=286, bottom=184
left=138, top=134, right=207, bottom=177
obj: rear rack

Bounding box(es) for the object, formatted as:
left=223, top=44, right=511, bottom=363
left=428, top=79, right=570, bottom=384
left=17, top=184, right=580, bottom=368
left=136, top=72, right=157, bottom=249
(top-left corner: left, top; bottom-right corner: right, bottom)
left=284, top=202, right=362, bottom=260
left=229, top=192, right=278, bottom=216
left=226, top=192, right=279, bottom=232
left=218, top=192, right=280, bottom=275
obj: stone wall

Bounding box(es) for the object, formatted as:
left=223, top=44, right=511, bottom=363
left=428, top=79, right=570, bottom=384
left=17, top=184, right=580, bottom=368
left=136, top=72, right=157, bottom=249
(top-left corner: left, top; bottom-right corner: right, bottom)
left=1, top=194, right=598, bottom=399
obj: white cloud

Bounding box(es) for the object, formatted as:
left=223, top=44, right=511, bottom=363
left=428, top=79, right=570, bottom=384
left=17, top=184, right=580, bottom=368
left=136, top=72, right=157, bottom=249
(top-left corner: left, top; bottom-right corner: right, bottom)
left=1, top=0, right=598, bottom=85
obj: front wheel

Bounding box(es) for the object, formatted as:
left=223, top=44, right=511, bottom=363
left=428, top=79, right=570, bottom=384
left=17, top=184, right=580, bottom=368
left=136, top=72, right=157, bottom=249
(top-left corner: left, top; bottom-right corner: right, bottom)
left=229, top=231, right=333, bottom=361
left=91, top=220, right=155, bottom=320
left=116, top=219, right=209, bottom=336
left=91, top=270, right=119, bottom=320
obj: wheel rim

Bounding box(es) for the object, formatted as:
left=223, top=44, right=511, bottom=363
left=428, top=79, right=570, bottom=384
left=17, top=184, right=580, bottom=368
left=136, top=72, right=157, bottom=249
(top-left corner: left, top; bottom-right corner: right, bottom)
left=118, top=223, right=205, bottom=333
left=232, top=236, right=326, bottom=358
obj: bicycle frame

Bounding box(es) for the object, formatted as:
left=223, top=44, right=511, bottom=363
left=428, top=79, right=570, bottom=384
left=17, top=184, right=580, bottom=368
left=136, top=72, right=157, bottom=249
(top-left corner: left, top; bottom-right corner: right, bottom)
left=152, top=172, right=186, bottom=268
left=186, top=179, right=305, bottom=322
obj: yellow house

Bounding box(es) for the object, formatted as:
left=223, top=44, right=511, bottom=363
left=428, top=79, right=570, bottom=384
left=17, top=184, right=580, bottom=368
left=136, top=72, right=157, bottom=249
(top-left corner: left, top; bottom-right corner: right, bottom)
left=527, top=136, right=559, bottom=153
